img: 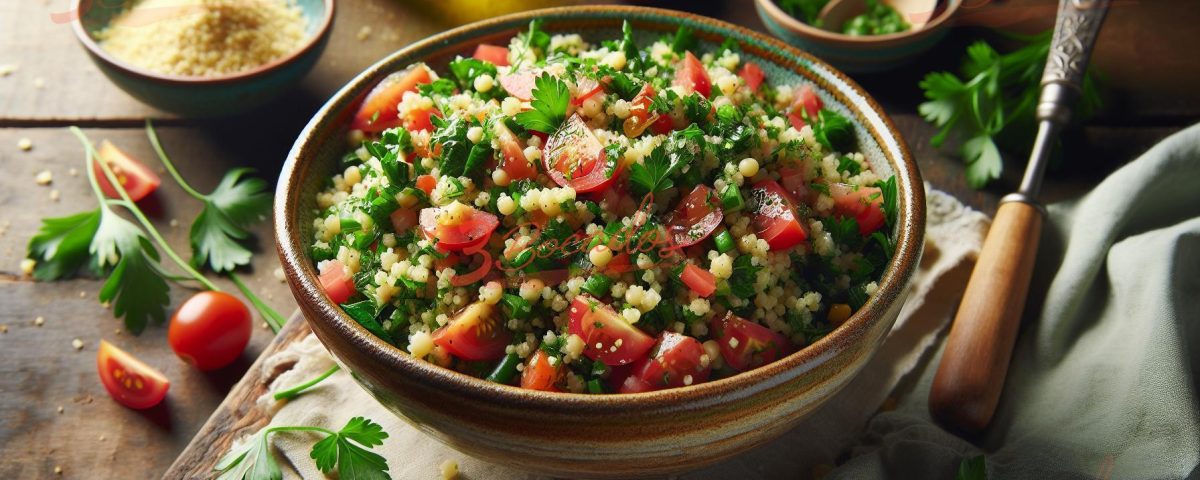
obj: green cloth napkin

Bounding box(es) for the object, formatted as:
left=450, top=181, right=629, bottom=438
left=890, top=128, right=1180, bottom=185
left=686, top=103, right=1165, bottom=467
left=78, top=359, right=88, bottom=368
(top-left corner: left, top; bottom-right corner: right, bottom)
left=830, top=124, right=1200, bottom=479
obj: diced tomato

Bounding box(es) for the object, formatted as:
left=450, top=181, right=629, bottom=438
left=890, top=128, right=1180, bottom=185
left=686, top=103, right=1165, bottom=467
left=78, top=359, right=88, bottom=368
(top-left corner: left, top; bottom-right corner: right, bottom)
left=651, top=114, right=675, bottom=135
left=572, top=76, right=604, bottom=106
left=787, top=85, right=823, bottom=131
left=620, top=332, right=711, bottom=393
left=498, top=68, right=539, bottom=101
left=749, top=180, right=809, bottom=251
left=97, top=340, right=170, bottom=410
left=543, top=114, right=622, bottom=193
left=680, top=264, right=717, bottom=298
left=568, top=295, right=655, bottom=366
left=664, top=185, right=723, bottom=248
left=416, top=174, right=437, bottom=195
left=520, top=349, right=563, bottom=392
left=622, top=84, right=659, bottom=138
left=472, top=43, right=510, bottom=66
left=829, top=183, right=886, bottom=235
left=419, top=205, right=500, bottom=252
left=319, top=260, right=356, bottom=304
left=496, top=122, right=538, bottom=180
left=351, top=65, right=434, bottom=133
left=710, top=312, right=793, bottom=372
left=674, top=52, right=712, bottom=98
left=739, top=62, right=766, bottom=92
left=432, top=301, right=511, bottom=361
left=603, top=251, right=633, bottom=275
left=403, top=106, right=439, bottom=133
left=390, top=208, right=417, bottom=232
left=94, top=140, right=161, bottom=202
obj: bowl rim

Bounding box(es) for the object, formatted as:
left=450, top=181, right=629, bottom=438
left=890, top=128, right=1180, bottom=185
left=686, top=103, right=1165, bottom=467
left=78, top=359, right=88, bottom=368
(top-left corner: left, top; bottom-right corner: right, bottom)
left=276, top=5, right=925, bottom=413
left=69, top=0, right=336, bottom=85
left=755, top=0, right=961, bottom=44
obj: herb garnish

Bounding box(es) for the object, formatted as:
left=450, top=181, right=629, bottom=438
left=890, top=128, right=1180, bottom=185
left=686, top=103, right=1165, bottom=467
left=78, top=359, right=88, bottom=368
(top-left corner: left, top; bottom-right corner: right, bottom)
left=215, top=416, right=390, bottom=480
left=514, top=73, right=571, bottom=133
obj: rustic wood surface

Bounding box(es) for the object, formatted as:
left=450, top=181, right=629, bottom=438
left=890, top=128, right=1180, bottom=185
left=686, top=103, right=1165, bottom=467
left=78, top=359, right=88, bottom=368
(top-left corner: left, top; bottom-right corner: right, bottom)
left=0, top=0, right=1195, bottom=479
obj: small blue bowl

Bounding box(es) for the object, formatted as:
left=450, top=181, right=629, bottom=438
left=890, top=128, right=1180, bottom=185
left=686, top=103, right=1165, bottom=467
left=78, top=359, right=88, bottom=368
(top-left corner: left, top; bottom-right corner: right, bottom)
left=756, top=0, right=960, bottom=74
left=70, top=0, right=335, bottom=117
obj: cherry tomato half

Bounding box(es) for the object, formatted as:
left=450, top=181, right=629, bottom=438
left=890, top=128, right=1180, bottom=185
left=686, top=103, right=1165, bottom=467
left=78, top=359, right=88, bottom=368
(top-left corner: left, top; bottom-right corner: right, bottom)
left=168, top=291, right=252, bottom=371
left=496, top=121, right=538, bottom=181
left=710, top=312, right=792, bottom=372
left=319, top=260, right=356, bottom=304
left=620, top=332, right=711, bottom=393
left=829, top=183, right=886, bottom=235
left=94, top=140, right=161, bottom=203
left=664, top=185, right=723, bottom=248
left=520, top=349, right=564, bottom=392
left=543, top=114, right=621, bottom=193
left=749, top=180, right=809, bottom=251
left=568, top=295, right=655, bottom=366
left=432, top=301, right=511, bottom=361
left=97, top=340, right=169, bottom=410
left=419, top=204, right=500, bottom=252
left=351, top=65, right=434, bottom=133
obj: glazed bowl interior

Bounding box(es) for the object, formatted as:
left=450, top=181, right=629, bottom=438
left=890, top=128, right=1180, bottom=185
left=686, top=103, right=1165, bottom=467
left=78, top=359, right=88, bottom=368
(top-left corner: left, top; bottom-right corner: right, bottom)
left=276, top=5, right=924, bottom=475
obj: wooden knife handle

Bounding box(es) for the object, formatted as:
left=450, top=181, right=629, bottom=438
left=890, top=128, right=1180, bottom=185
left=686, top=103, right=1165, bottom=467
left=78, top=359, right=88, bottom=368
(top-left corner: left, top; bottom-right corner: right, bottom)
left=929, top=198, right=1044, bottom=433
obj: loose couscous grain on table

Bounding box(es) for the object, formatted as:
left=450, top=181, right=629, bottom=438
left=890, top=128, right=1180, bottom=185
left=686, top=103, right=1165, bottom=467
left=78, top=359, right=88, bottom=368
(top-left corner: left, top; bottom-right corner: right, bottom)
left=310, top=21, right=899, bottom=394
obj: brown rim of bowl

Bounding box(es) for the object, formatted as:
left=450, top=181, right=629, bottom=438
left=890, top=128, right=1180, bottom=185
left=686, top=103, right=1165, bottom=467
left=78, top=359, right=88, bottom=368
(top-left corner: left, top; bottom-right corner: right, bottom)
left=755, top=0, right=960, bottom=44
left=277, top=5, right=924, bottom=413
left=69, top=0, right=336, bottom=85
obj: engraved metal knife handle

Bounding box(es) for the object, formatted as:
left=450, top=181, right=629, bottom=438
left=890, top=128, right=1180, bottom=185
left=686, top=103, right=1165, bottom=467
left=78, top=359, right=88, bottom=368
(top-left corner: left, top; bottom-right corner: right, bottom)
left=1037, top=0, right=1112, bottom=124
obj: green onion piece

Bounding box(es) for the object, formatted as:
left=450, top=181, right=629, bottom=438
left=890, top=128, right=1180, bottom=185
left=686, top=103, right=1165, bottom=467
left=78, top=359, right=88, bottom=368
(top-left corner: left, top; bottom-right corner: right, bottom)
left=720, top=185, right=744, bottom=212
left=713, top=230, right=735, bottom=253
left=581, top=274, right=613, bottom=297
left=486, top=353, right=521, bottom=384
left=501, top=294, right=532, bottom=320
left=510, top=249, right=533, bottom=269
left=586, top=378, right=605, bottom=394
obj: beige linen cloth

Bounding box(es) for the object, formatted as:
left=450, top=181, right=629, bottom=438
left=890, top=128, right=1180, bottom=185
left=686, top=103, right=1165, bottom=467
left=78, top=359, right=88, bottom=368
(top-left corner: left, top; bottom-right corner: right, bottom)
left=240, top=187, right=988, bottom=479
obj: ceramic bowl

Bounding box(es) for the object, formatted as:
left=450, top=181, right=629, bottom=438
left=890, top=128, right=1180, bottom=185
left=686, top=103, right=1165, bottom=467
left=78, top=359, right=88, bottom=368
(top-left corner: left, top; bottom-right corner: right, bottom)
left=756, top=0, right=961, bottom=73
left=276, top=6, right=925, bottom=478
left=69, top=0, right=335, bottom=117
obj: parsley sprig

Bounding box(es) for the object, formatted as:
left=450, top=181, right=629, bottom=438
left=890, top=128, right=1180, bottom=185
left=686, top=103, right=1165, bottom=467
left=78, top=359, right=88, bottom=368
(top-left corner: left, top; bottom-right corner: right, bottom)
left=215, top=416, right=390, bottom=480
left=513, top=73, right=570, bottom=133
left=918, top=32, right=1101, bottom=188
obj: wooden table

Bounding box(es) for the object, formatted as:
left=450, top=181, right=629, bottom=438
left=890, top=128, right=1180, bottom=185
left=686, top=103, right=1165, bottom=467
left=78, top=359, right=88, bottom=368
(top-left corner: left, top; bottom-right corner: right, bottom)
left=0, top=1, right=1194, bottom=478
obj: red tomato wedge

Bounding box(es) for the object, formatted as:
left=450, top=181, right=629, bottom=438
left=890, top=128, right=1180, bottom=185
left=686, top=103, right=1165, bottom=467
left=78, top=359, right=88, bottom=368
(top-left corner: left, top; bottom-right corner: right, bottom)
left=416, top=174, right=437, bottom=195
left=390, top=208, right=417, bottom=232
left=829, top=183, right=886, bottom=235
left=787, top=85, right=823, bottom=131
left=419, top=205, right=500, bottom=252
left=620, top=332, right=711, bottom=393
left=568, top=295, right=655, bottom=366
left=94, top=140, right=161, bottom=202
left=543, top=114, right=621, bottom=193
left=622, top=83, right=660, bottom=138
left=97, top=340, right=169, bottom=410
left=472, top=43, right=510, bottom=66
left=675, top=51, right=712, bottom=98
left=351, top=65, right=434, bottom=133
left=521, top=349, right=564, bottom=392
left=319, top=260, right=356, bottom=304
left=403, top=107, right=439, bottom=133
left=573, top=76, right=604, bottom=106
left=739, top=62, right=766, bottom=92
left=498, top=68, right=539, bottom=101
left=496, top=122, right=538, bottom=180
left=168, top=291, right=252, bottom=371
left=664, top=185, right=723, bottom=248
left=749, top=180, right=809, bottom=251
left=680, top=264, right=717, bottom=297
left=651, top=114, right=675, bottom=135
left=710, top=312, right=792, bottom=372
left=432, top=301, right=511, bottom=361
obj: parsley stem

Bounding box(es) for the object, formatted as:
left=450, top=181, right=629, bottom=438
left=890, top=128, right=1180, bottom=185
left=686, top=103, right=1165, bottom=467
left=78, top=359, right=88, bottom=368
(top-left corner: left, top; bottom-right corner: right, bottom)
left=229, top=271, right=287, bottom=333
left=145, top=119, right=206, bottom=201
left=266, top=425, right=338, bottom=437
left=70, top=127, right=221, bottom=293
left=272, top=365, right=341, bottom=401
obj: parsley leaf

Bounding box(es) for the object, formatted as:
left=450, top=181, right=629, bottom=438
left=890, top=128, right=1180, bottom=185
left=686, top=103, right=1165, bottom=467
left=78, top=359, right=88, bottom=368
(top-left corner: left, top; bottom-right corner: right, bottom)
left=876, top=175, right=898, bottom=229
left=191, top=169, right=272, bottom=272
left=99, top=237, right=170, bottom=334
left=812, top=109, right=856, bottom=153
left=431, top=115, right=472, bottom=177
left=670, top=25, right=697, bottom=53
left=961, top=134, right=1003, bottom=189
left=448, top=57, right=497, bottom=90
left=26, top=210, right=101, bottom=280
left=514, top=73, right=570, bottom=133
left=311, top=417, right=390, bottom=479
left=619, top=20, right=644, bottom=73
left=778, top=0, right=832, bottom=25
left=728, top=255, right=761, bottom=299
left=214, top=430, right=281, bottom=480
left=629, top=125, right=703, bottom=196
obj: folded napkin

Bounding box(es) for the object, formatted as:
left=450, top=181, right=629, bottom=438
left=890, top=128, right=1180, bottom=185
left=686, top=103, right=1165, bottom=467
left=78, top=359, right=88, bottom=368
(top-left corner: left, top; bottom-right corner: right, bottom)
left=234, top=186, right=988, bottom=479
left=829, top=124, right=1200, bottom=480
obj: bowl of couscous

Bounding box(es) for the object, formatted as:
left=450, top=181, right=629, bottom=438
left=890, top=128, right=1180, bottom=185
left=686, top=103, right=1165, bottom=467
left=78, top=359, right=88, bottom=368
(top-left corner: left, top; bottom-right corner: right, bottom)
left=276, top=6, right=924, bottom=477
left=69, top=0, right=335, bottom=117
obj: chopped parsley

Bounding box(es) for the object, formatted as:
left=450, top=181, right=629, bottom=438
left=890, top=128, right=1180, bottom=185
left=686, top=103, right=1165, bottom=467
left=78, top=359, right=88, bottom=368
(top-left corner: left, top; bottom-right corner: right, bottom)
left=514, top=73, right=570, bottom=133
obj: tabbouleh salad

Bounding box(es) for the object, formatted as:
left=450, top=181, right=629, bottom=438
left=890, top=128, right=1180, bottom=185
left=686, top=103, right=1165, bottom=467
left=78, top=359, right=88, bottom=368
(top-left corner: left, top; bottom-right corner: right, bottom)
left=309, top=21, right=898, bottom=394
